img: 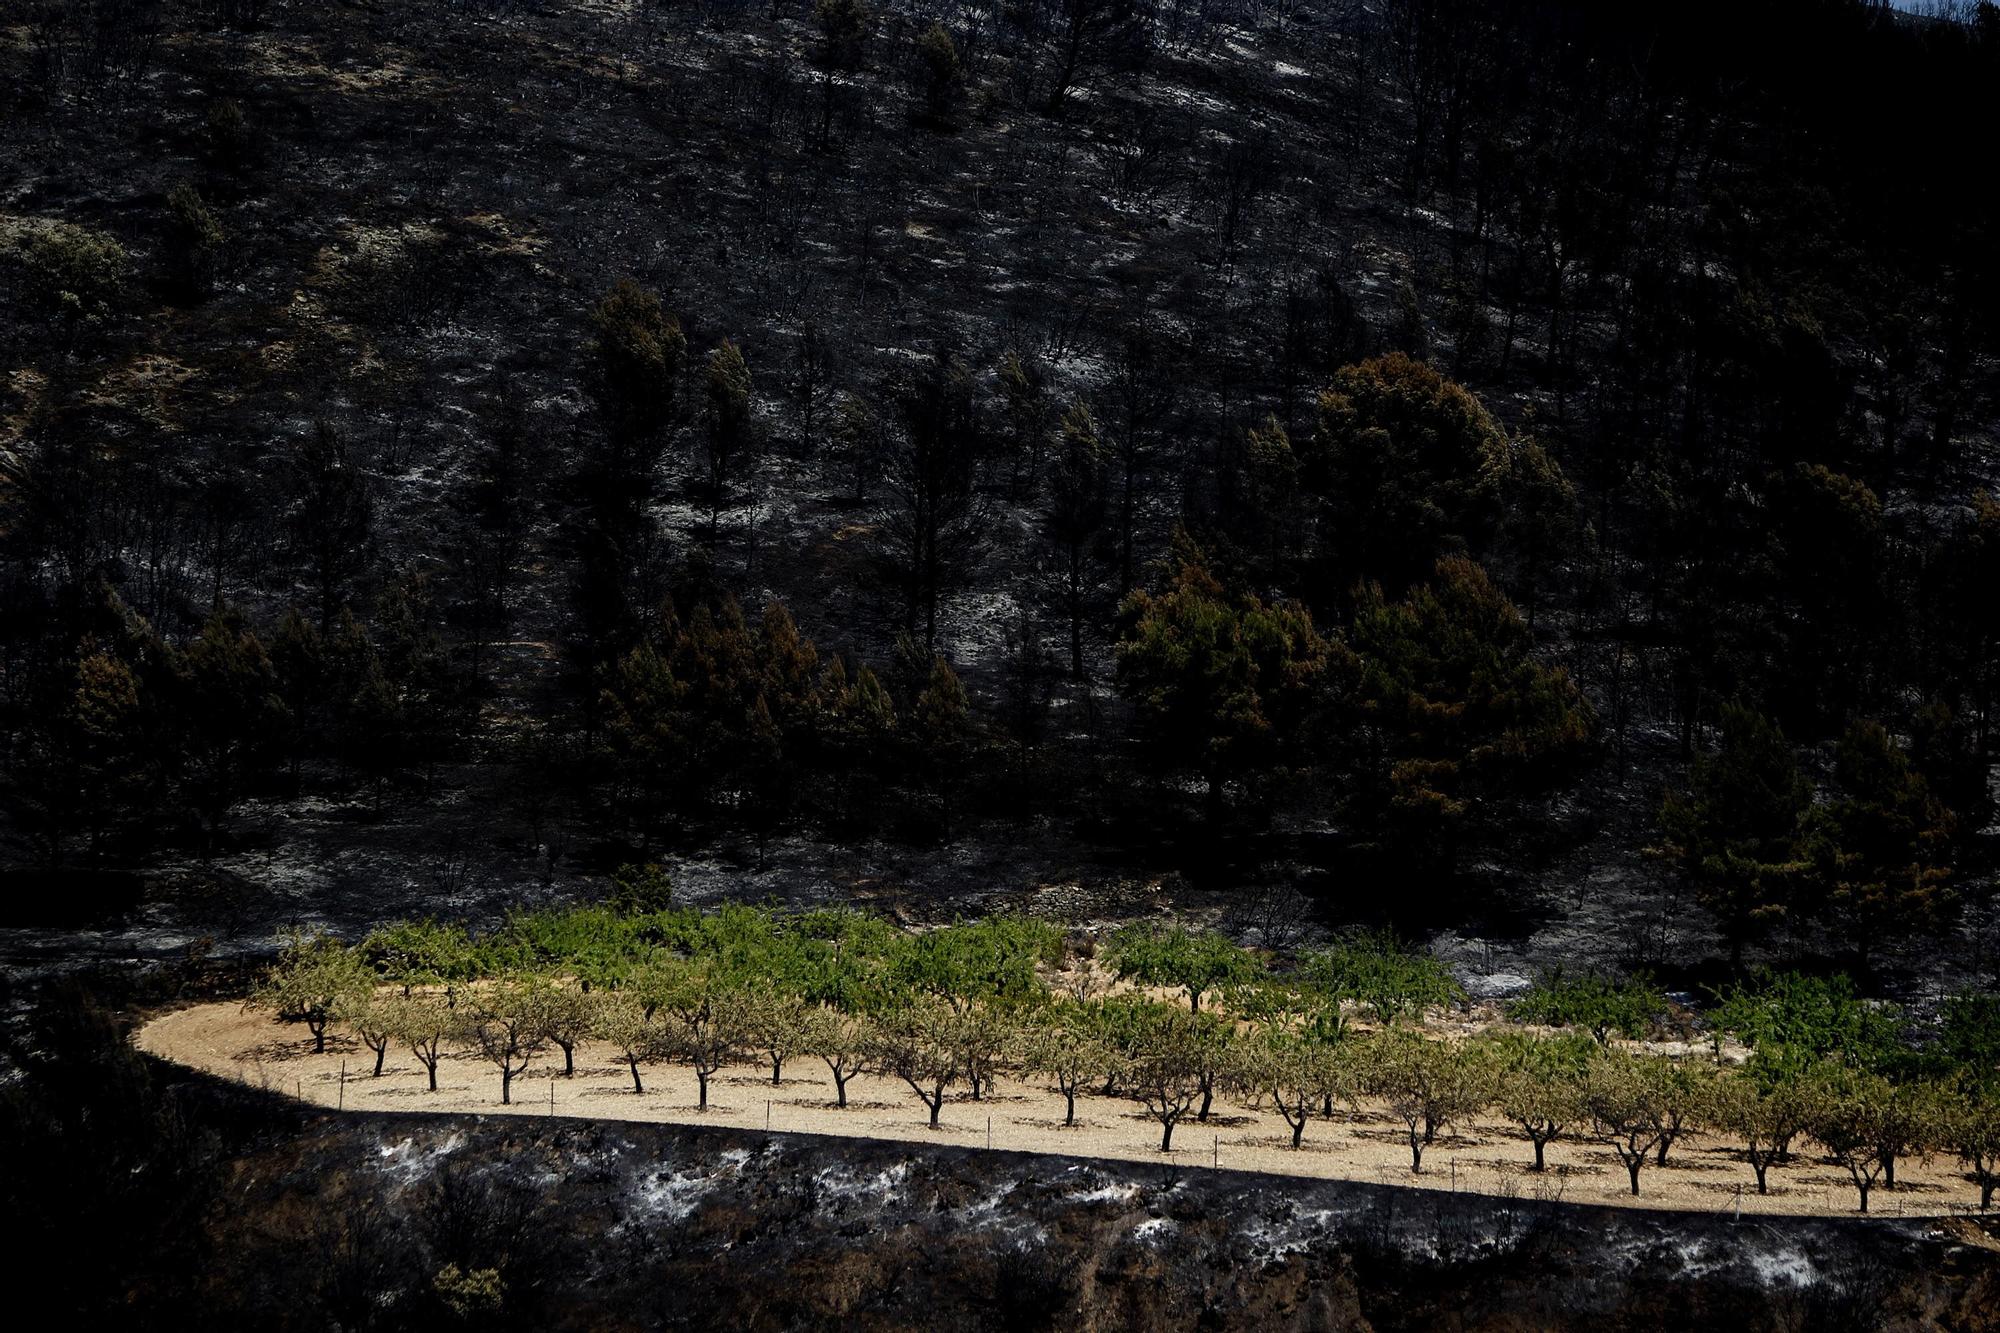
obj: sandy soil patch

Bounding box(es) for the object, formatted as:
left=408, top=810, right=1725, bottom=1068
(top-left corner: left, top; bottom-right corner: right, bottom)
left=138, top=1001, right=1992, bottom=1221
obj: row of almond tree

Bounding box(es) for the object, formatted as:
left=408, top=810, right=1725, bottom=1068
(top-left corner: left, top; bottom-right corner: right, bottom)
left=256, top=904, right=2000, bottom=1213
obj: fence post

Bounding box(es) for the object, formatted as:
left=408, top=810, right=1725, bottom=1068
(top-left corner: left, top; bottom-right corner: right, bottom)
left=550, top=1080, right=556, bottom=1116
left=338, top=1060, right=346, bottom=1111
left=1213, top=1136, right=1219, bottom=1169
left=987, top=1115, right=992, bottom=1150
left=767, top=1099, right=772, bottom=1131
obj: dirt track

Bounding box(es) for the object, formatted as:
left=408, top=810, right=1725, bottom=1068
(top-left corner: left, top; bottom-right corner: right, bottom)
left=137, top=1002, right=1993, bottom=1221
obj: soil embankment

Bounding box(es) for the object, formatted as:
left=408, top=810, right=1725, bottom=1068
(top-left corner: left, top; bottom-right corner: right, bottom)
left=140, top=1002, right=1997, bottom=1222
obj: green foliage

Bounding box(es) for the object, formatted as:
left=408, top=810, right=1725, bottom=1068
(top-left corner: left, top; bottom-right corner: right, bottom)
left=1121, top=1001, right=1214, bottom=1150
left=1800, top=1064, right=1949, bottom=1211
left=1939, top=994, right=2000, bottom=1096
left=590, top=278, right=684, bottom=440
left=1801, top=719, right=1958, bottom=960
left=1580, top=1050, right=1673, bottom=1195
left=361, top=918, right=479, bottom=989
left=608, top=863, right=674, bottom=914
left=866, top=995, right=964, bottom=1126
left=1241, top=1026, right=1346, bottom=1148
left=379, top=993, right=463, bottom=1092
left=165, top=182, right=225, bottom=299
left=433, top=1264, right=505, bottom=1319
left=1705, top=970, right=1905, bottom=1075
left=1483, top=1031, right=1592, bottom=1170
left=465, top=978, right=552, bottom=1105
left=260, top=931, right=370, bottom=1053
left=1022, top=1000, right=1124, bottom=1126
left=797, top=1004, right=877, bottom=1106
left=1115, top=546, right=1331, bottom=798
left=1946, top=1087, right=2000, bottom=1211
left=1302, top=353, right=1521, bottom=588
left=591, top=990, right=668, bottom=1093
left=1302, top=931, right=1461, bottom=1025
left=914, top=22, right=963, bottom=120
left=1361, top=1028, right=1493, bottom=1172
left=1508, top=969, right=1668, bottom=1046
left=1346, top=558, right=1592, bottom=858
left=1706, top=1065, right=1814, bottom=1194
left=703, top=339, right=754, bottom=504
left=814, top=0, right=870, bottom=68
left=1104, top=922, right=1261, bottom=1012
left=885, top=916, right=1062, bottom=1011
left=18, top=221, right=128, bottom=329
left=635, top=956, right=753, bottom=1110
left=487, top=905, right=656, bottom=989
left=1659, top=702, right=1812, bottom=959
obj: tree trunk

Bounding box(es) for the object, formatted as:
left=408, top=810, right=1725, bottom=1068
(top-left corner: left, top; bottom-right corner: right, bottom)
left=1161, top=1119, right=1176, bottom=1152
left=929, top=1095, right=942, bottom=1128
left=1626, top=1158, right=1642, bottom=1196
left=1291, top=1116, right=1305, bottom=1149
left=1752, top=1159, right=1769, bottom=1195
left=1532, top=1138, right=1546, bottom=1172
left=628, top=1057, right=643, bottom=1094
left=559, top=1040, right=575, bottom=1078
left=696, top=1069, right=709, bottom=1111
left=424, top=1060, right=438, bottom=1093
left=372, top=1041, right=387, bottom=1077
left=501, top=1068, right=513, bottom=1105
left=832, top=1070, right=850, bottom=1108
left=1064, top=1089, right=1077, bottom=1127
left=1409, top=1131, right=1424, bottom=1173
left=771, top=1055, right=783, bottom=1086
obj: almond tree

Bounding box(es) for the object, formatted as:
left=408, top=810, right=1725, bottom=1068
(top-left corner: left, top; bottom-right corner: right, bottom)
left=1189, top=1010, right=1239, bottom=1123
left=523, top=979, right=593, bottom=1078
left=1104, top=922, right=1262, bottom=1013
left=1243, top=1030, right=1343, bottom=1150
left=1487, top=1032, right=1589, bottom=1172
left=386, top=994, right=462, bottom=1093
left=1948, top=1089, right=2000, bottom=1211
left=338, top=990, right=396, bottom=1076
left=1022, top=1002, right=1122, bottom=1127
left=743, top=986, right=813, bottom=1086
left=592, top=991, right=667, bottom=1094
left=1366, top=1029, right=1492, bottom=1173
left=798, top=1005, right=876, bottom=1108
left=1583, top=1052, right=1671, bottom=1196
left=466, top=980, right=551, bottom=1106
left=1646, top=1055, right=1718, bottom=1166
left=652, top=960, right=751, bottom=1111
left=260, top=930, right=371, bottom=1054
left=1805, top=1070, right=1901, bottom=1212
left=1125, top=1004, right=1209, bottom=1152
left=952, top=1004, right=1018, bottom=1102
left=869, top=999, right=963, bottom=1128
left=1707, top=1066, right=1810, bottom=1195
